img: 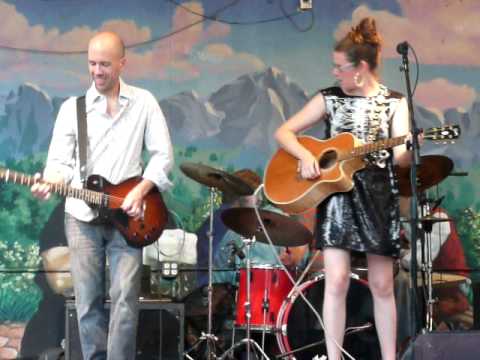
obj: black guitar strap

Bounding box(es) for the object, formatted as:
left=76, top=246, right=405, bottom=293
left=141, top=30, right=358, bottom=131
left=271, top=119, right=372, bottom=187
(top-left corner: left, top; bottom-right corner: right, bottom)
left=76, top=95, right=87, bottom=188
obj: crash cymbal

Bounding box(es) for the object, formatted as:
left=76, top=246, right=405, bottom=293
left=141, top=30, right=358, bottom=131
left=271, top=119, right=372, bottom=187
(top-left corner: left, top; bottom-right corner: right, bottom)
left=395, top=155, right=453, bottom=196
left=221, top=207, right=312, bottom=247
left=180, top=162, right=253, bottom=196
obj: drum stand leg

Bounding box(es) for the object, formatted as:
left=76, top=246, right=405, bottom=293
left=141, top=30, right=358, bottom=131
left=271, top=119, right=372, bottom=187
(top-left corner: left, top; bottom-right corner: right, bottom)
left=219, top=237, right=271, bottom=360
left=184, top=188, right=219, bottom=360
left=423, top=229, right=436, bottom=331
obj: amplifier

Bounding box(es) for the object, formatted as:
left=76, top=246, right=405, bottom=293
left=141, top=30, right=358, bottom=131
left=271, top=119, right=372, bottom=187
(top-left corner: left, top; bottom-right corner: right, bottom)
left=401, top=331, right=480, bottom=360
left=65, top=299, right=184, bottom=360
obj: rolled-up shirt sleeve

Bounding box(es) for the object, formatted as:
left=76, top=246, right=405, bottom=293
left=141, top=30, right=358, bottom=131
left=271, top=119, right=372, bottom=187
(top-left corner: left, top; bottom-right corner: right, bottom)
left=142, top=93, right=174, bottom=191
left=44, top=98, right=77, bottom=184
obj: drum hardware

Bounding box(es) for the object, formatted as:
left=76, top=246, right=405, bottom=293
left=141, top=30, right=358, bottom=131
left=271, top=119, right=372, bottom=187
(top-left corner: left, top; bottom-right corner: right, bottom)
left=180, top=162, right=254, bottom=197
left=219, top=236, right=272, bottom=360
left=394, top=155, right=453, bottom=196
left=275, top=323, right=373, bottom=359
left=234, top=265, right=292, bottom=332
left=220, top=207, right=313, bottom=247
left=219, top=203, right=312, bottom=359
left=183, top=186, right=220, bottom=360
left=275, top=273, right=379, bottom=360
left=414, top=199, right=462, bottom=332
left=180, top=162, right=254, bottom=359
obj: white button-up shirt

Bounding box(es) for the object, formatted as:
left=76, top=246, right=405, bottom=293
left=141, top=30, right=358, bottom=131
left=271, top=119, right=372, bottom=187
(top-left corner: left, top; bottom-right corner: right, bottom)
left=45, top=79, right=174, bottom=222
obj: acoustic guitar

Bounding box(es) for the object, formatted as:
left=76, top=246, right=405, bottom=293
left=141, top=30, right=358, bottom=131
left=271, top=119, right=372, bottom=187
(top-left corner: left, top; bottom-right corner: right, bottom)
left=263, top=125, right=460, bottom=214
left=0, top=170, right=168, bottom=247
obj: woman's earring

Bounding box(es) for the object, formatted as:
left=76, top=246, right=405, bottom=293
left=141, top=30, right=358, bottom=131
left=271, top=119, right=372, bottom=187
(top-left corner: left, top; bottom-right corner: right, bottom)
left=354, top=72, right=364, bottom=87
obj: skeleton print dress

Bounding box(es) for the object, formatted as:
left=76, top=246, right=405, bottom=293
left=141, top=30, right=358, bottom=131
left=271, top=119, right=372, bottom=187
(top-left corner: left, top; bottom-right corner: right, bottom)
left=315, top=85, right=403, bottom=258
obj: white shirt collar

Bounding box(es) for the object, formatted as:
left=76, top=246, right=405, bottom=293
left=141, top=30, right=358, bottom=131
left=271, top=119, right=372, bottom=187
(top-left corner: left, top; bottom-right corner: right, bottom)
left=85, top=78, right=133, bottom=112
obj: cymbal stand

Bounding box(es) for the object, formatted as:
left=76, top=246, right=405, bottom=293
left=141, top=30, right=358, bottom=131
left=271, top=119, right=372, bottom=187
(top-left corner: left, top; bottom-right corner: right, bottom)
left=219, top=236, right=270, bottom=360
left=184, top=187, right=219, bottom=360
left=421, top=203, right=436, bottom=331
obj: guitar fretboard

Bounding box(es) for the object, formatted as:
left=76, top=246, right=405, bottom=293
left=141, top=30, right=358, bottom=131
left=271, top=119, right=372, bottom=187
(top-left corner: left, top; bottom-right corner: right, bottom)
left=0, top=168, right=104, bottom=206
left=338, top=135, right=407, bottom=161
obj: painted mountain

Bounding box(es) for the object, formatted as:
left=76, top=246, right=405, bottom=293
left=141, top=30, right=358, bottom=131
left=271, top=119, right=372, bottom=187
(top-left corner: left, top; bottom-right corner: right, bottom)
left=0, top=67, right=478, bottom=172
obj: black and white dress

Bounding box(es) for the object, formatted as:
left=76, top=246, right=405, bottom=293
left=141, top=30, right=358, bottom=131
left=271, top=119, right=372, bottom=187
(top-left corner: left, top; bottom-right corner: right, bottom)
left=315, top=85, right=404, bottom=258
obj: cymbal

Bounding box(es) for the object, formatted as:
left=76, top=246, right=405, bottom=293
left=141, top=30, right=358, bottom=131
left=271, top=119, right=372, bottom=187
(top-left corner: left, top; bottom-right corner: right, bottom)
left=221, top=207, right=312, bottom=247
left=395, top=155, right=453, bottom=196
left=180, top=162, right=253, bottom=196
left=418, top=272, right=467, bottom=288
left=400, top=216, right=452, bottom=224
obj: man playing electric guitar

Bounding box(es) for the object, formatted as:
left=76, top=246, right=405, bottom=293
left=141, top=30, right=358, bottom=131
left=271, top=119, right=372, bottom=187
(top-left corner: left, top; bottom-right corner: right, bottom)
left=31, top=32, right=173, bottom=360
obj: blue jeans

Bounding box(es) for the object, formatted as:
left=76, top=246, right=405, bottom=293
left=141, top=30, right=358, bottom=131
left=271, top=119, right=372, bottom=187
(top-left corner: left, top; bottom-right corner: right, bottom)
left=65, top=214, right=142, bottom=360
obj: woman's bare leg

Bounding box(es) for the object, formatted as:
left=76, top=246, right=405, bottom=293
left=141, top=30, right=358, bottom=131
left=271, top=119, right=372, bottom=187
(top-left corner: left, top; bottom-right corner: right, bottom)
left=323, top=248, right=351, bottom=360
left=367, top=254, right=397, bottom=360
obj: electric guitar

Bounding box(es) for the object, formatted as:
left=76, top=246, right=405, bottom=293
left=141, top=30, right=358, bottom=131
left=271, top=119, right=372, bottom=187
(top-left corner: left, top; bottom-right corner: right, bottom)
left=263, top=125, right=460, bottom=214
left=0, top=170, right=168, bottom=248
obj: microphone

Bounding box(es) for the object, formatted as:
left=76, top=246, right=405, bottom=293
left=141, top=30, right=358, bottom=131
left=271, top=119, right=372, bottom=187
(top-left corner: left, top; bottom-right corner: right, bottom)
left=230, top=241, right=245, bottom=260
left=396, top=41, right=409, bottom=56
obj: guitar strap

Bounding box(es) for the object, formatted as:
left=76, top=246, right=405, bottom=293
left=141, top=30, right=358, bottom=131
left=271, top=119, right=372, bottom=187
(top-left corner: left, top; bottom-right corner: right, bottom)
left=76, top=96, right=87, bottom=188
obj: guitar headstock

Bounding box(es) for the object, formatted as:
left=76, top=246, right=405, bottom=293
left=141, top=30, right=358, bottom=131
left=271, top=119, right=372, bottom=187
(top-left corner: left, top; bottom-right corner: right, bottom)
left=424, top=124, right=461, bottom=144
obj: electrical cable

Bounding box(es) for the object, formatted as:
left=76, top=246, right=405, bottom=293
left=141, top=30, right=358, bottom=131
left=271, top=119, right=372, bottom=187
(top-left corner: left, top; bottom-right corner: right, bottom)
left=279, top=0, right=314, bottom=32
left=409, top=44, right=420, bottom=95
left=0, top=0, right=240, bottom=55
left=165, top=0, right=305, bottom=26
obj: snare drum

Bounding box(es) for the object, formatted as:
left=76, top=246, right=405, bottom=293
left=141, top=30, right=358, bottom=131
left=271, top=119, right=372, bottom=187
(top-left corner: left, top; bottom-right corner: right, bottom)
left=236, top=265, right=293, bottom=332
left=276, top=272, right=381, bottom=359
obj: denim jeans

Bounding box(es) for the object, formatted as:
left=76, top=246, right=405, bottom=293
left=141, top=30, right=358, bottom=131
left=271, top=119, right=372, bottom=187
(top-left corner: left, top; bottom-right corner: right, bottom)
left=65, top=214, right=142, bottom=360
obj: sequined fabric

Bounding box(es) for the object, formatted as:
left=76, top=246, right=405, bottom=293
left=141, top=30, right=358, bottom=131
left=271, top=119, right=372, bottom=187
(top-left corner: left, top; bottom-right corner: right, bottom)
left=315, top=85, right=403, bottom=257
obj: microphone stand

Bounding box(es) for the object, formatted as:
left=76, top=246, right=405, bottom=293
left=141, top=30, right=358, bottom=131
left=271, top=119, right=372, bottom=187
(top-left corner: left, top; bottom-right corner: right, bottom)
left=398, top=42, right=424, bottom=340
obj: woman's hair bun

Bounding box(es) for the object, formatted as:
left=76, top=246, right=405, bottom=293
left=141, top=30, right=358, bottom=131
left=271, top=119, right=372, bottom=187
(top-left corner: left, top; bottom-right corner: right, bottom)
left=349, top=17, right=381, bottom=48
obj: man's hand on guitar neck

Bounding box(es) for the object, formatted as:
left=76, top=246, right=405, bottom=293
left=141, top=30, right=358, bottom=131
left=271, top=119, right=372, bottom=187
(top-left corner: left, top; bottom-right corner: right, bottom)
left=30, top=171, right=64, bottom=201
left=298, top=151, right=322, bottom=180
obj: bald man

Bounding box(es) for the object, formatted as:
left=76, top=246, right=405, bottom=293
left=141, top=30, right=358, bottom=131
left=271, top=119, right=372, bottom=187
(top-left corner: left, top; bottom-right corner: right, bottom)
left=31, top=32, right=174, bottom=360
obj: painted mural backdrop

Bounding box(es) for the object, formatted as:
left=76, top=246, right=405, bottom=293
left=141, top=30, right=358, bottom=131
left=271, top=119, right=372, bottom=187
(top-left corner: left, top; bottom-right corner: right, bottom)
left=0, top=0, right=479, bottom=356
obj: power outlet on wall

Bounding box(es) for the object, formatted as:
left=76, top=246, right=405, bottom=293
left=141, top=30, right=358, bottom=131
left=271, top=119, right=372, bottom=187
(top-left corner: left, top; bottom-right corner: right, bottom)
left=299, top=0, right=313, bottom=10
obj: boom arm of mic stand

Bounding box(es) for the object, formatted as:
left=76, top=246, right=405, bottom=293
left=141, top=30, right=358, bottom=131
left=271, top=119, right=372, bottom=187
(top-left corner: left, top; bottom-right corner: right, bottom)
left=400, top=49, right=424, bottom=338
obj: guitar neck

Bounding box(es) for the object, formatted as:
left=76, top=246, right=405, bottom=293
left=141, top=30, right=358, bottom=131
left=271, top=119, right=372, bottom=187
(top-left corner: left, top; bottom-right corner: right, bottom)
left=0, top=168, right=104, bottom=206
left=340, top=134, right=407, bottom=160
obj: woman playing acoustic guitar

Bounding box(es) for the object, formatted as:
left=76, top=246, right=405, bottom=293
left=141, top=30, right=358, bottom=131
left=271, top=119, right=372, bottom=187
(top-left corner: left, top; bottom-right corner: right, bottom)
left=274, top=17, right=411, bottom=360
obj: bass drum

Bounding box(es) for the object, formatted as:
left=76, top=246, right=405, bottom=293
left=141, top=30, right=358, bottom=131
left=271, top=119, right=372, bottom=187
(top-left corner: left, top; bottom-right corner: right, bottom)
left=276, top=273, right=381, bottom=359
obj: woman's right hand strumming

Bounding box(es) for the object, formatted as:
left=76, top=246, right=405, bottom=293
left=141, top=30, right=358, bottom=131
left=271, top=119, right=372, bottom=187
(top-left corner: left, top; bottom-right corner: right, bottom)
left=298, top=151, right=322, bottom=180
left=274, top=92, right=327, bottom=179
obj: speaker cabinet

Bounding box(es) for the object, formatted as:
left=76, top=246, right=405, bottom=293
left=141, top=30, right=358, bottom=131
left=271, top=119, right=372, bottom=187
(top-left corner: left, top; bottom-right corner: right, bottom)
left=401, top=331, right=480, bottom=360
left=65, top=299, right=184, bottom=360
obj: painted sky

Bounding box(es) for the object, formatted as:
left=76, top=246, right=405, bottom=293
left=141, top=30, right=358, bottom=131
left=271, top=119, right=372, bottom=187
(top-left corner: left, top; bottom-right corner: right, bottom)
left=0, top=0, right=479, bottom=112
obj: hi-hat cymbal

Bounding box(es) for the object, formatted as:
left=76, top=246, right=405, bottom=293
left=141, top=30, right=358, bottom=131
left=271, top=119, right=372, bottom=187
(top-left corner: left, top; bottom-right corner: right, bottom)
left=417, top=272, right=467, bottom=288
left=395, top=155, right=453, bottom=196
left=221, top=207, right=312, bottom=247
left=180, top=162, right=253, bottom=196
left=400, top=216, right=452, bottom=224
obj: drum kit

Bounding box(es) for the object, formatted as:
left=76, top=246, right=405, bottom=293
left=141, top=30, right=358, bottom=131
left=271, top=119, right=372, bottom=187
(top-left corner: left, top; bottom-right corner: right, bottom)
left=179, top=153, right=466, bottom=359
left=395, top=154, right=470, bottom=331
left=180, top=162, right=319, bottom=359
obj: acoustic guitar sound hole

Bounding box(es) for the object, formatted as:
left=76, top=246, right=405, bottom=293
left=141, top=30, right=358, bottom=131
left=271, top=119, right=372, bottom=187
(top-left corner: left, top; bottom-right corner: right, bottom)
left=318, top=150, right=338, bottom=170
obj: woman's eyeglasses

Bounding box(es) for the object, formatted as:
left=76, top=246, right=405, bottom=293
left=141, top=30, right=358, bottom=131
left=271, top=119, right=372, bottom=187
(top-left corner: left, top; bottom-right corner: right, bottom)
left=332, top=62, right=355, bottom=72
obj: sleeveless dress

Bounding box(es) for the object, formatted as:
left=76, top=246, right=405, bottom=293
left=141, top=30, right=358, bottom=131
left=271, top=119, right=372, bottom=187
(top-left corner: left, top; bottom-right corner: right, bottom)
left=315, top=85, right=403, bottom=258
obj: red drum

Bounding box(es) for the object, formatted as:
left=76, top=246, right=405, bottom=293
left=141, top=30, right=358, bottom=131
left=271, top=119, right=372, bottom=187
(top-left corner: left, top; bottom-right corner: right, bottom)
left=276, top=273, right=380, bottom=359
left=236, top=265, right=293, bottom=332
